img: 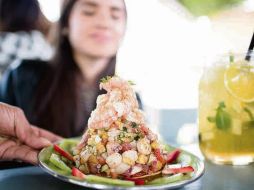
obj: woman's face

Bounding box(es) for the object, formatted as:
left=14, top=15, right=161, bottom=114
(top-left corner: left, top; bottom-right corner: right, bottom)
left=68, top=0, right=126, bottom=59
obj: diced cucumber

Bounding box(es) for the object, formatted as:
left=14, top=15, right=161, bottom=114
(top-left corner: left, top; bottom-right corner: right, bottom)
left=164, top=144, right=174, bottom=152
left=85, top=175, right=134, bottom=187
left=147, top=173, right=184, bottom=185
left=47, top=162, right=70, bottom=175
left=232, top=101, right=242, bottom=114
left=49, top=153, right=71, bottom=173
left=58, top=139, right=78, bottom=153
left=61, top=156, right=68, bottom=163
left=231, top=119, right=242, bottom=135
left=101, top=164, right=109, bottom=172
left=177, top=154, right=192, bottom=166
left=79, top=163, right=90, bottom=174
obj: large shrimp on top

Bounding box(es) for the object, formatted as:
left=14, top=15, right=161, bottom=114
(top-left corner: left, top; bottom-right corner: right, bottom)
left=88, top=76, right=145, bottom=130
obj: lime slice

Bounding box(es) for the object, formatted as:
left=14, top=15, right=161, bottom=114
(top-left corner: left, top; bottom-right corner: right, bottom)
left=224, top=62, right=254, bottom=103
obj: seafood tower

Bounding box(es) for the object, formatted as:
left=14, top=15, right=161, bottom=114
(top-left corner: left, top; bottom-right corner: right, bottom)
left=73, top=76, right=168, bottom=178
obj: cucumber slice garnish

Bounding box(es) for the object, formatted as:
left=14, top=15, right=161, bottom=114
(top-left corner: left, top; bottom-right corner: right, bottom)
left=49, top=153, right=71, bottom=173
left=147, top=173, right=184, bottom=185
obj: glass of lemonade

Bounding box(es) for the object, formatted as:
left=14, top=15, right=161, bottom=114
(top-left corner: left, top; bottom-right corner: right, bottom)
left=199, top=52, right=254, bottom=165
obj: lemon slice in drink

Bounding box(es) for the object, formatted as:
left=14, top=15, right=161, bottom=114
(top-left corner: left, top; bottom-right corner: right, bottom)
left=224, top=62, right=254, bottom=103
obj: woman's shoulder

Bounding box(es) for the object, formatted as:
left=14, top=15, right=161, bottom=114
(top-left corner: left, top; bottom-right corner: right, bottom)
left=11, top=58, right=50, bottom=69
left=0, top=59, right=51, bottom=98
left=9, top=59, right=51, bottom=78
left=0, top=59, right=51, bottom=112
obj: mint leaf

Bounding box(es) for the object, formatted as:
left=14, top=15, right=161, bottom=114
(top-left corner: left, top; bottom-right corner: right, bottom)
left=243, top=120, right=254, bottom=127
left=207, top=116, right=216, bottom=123
left=217, top=102, right=226, bottom=110
left=128, top=80, right=136, bottom=85
left=100, top=76, right=112, bottom=83
left=131, top=122, right=138, bottom=128
left=215, top=109, right=231, bottom=130
left=243, top=107, right=254, bottom=121
left=208, top=101, right=232, bottom=130
left=229, top=54, right=234, bottom=63
left=134, top=135, right=140, bottom=141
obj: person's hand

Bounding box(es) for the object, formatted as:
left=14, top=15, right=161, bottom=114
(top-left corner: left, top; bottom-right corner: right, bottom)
left=0, top=103, right=62, bottom=164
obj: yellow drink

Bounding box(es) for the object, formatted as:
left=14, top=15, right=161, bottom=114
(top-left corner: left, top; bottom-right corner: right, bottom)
left=199, top=54, right=254, bottom=165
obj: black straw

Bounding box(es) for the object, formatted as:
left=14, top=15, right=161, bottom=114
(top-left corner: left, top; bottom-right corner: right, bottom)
left=245, top=32, right=254, bottom=61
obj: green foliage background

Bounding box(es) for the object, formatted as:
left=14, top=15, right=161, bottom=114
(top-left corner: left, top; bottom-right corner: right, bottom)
left=178, top=0, right=244, bottom=16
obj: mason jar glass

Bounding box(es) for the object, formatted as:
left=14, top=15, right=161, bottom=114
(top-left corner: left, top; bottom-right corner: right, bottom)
left=199, top=52, right=254, bottom=165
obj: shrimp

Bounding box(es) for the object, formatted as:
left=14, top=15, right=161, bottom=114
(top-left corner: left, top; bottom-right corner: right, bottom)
left=106, top=142, right=122, bottom=155
left=100, top=77, right=130, bottom=92
left=108, top=89, right=122, bottom=102
left=106, top=153, right=122, bottom=169
left=137, top=138, right=152, bottom=155
left=147, top=129, right=158, bottom=141
left=88, top=76, right=143, bottom=129
left=130, top=141, right=137, bottom=150
left=88, top=109, right=118, bottom=129
left=130, top=165, right=143, bottom=176
left=125, top=109, right=145, bottom=125
left=107, top=128, right=121, bottom=142
left=80, top=149, right=91, bottom=163
left=115, top=163, right=131, bottom=174
left=77, top=131, right=90, bottom=149
left=148, top=153, right=157, bottom=165
left=122, top=150, right=138, bottom=166
left=96, top=94, right=109, bottom=105
left=113, top=102, right=130, bottom=117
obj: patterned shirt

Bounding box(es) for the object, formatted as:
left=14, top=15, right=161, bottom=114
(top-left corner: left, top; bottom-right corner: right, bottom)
left=0, top=30, right=53, bottom=77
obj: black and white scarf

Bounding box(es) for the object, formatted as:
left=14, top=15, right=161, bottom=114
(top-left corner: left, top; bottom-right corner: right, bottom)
left=0, top=30, right=53, bottom=76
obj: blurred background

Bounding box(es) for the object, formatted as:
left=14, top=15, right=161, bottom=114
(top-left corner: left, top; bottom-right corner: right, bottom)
left=8, top=0, right=254, bottom=146
left=38, top=0, right=254, bottom=109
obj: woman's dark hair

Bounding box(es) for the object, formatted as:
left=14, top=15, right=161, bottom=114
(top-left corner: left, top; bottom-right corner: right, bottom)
left=33, top=0, right=125, bottom=137
left=0, top=0, right=50, bottom=34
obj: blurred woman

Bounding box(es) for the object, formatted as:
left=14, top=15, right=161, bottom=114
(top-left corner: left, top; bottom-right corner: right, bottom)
left=0, top=0, right=140, bottom=138
left=0, top=0, right=53, bottom=76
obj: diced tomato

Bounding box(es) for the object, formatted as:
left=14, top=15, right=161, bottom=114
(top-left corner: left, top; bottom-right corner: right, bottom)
left=110, top=172, right=118, bottom=179
left=162, top=166, right=194, bottom=175
left=122, top=168, right=132, bottom=178
left=111, top=123, right=119, bottom=129
left=53, top=144, right=74, bottom=162
left=72, top=167, right=86, bottom=179
left=88, top=163, right=100, bottom=174
left=140, top=125, right=149, bottom=135
left=131, top=171, right=146, bottom=178
left=166, top=149, right=181, bottom=163
left=101, top=137, right=108, bottom=145
left=150, top=160, right=163, bottom=173
left=141, top=164, right=149, bottom=174
left=154, top=149, right=166, bottom=164
left=150, top=160, right=157, bottom=173
left=121, top=143, right=132, bottom=152
left=124, top=177, right=145, bottom=185
left=97, top=156, right=106, bottom=165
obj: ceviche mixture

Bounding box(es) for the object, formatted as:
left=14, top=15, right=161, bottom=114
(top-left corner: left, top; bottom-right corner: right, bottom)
left=48, top=76, right=194, bottom=186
